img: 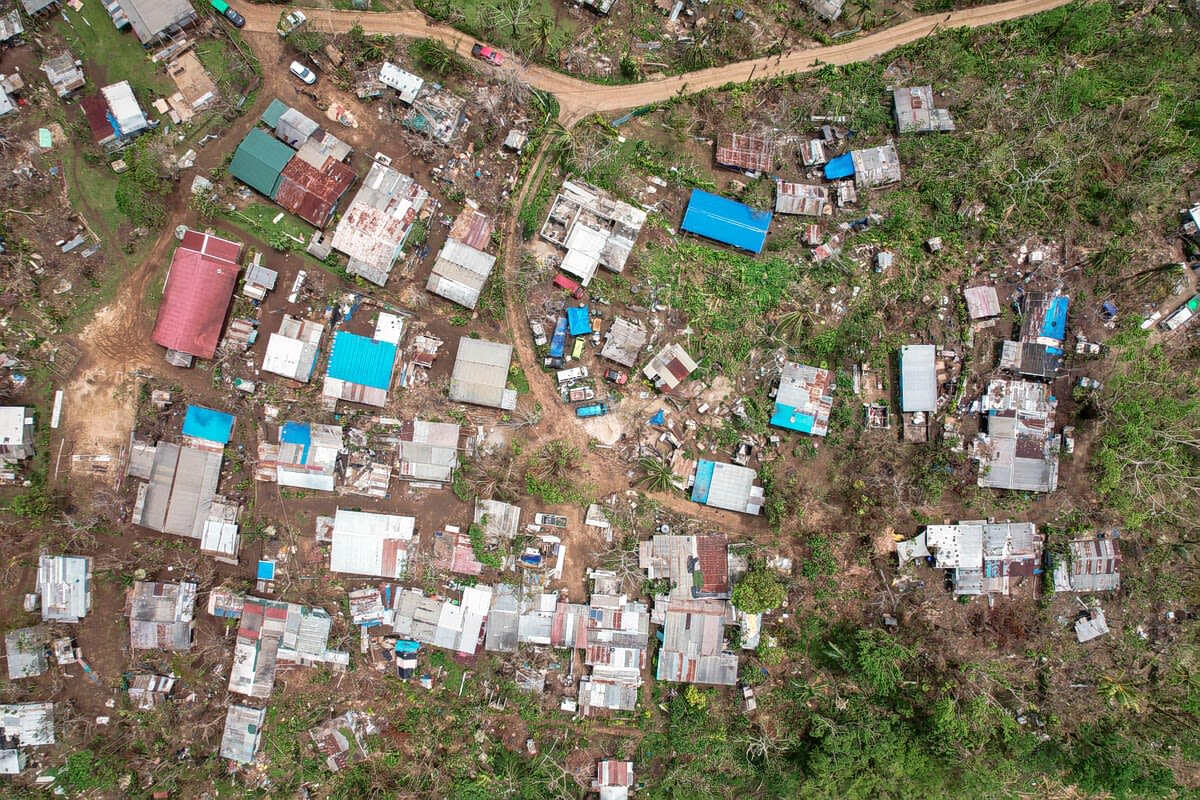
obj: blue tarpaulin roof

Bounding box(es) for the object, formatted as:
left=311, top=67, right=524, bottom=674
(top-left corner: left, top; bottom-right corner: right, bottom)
left=182, top=405, right=235, bottom=444
left=680, top=189, right=773, bottom=254
left=770, top=403, right=815, bottom=433
left=691, top=459, right=716, bottom=503
left=395, top=639, right=420, bottom=654
left=1041, top=296, right=1069, bottom=344
left=257, top=560, right=276, bottom=581
left=280, top=421, right=311, bottom=464
left=566, top=306, right=592, bottom=335
left=824, top=153, right=855, bottom=180
left=327, top=331, right=397, bottom=390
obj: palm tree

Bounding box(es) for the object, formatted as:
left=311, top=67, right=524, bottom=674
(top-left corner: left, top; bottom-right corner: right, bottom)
left=524, top=15, right=555, bottom=59
left=638, top=455, right=677, bottom=493
left=1099, top=673, right=1143, bottom=712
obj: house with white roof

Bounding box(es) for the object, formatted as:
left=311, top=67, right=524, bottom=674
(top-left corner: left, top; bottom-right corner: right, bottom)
left=329, top=509, right=416, bottom=579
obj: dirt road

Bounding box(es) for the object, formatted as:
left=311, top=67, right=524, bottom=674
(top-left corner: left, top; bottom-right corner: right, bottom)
left=236, top=0, right=1073, bottom=124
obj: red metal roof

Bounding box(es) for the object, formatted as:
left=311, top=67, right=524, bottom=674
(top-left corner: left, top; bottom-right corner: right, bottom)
left=179, top=230, right=243, bottom=265
left=695, top=535, right=730, bottom=594
left=151, top=243, right=241, bottom=360
left=275, top=156, right=356, bottom=229
left=80, top=93, right=114, bottom=142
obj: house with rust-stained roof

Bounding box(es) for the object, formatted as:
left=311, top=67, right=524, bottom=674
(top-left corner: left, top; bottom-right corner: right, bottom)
left=594, top=760, right=635, bottom=800
left=640, top=534, right=738, bottom=686
left=1053, top=535, right=1121, bottom=593
left=228, top=597, right=343, bottom=699
left=310, top=711, right=370, bottom=772
left=275, top=156, right=356, bottom=229
left=975, top=379, right=1059, bottom=493
left=898, top=520, right=1042, bottom=597
left=220, top=704, right=265, bottom=764
left=643, top=342, right=697, bottom=393
left=332, top=158, right=430, bottom=286
left=127, top=580, right=196, bottom=651
left=716, top=131, right=775, bottom=173
left=151, top=230, right=243, bottom=366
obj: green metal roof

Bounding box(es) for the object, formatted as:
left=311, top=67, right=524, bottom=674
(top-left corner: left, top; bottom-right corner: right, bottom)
left=229, top=128, right=293, bottom=200
left=260, top=98, right=288, bottom=129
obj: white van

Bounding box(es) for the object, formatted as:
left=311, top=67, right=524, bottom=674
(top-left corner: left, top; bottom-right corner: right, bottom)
left=556, top=366, right=589, bottom=384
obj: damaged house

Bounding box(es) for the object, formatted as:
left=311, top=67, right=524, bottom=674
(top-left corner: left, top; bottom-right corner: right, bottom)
left=715, top=131, right=775, bottom=173
left=391, top=585, right=494, bottom=656
left=37, top=554, right=92, bottom=623
left=898, top=345, right=937, bottom=442
left=824, top=143, right=901, bottom=188
left=975, top=379, right=1059, bottom=493
left=229, top=597, right=344, bottom=699
left=1053, top=535, right=1121, bottom=593
left=0, top=702, right=54, bottom=774
left=643, top=342, right=698, bottom=393
left=1000, top=291, right=1069, bottom=380
left=262, top=315, right=325, bottom=383
left=770, top=362, right=833, bottom=437
left=600, top=317, right=649, bottom=369
left=331, top=158, right=430, bottom=286
left=220, top=705, right=266, bottom=765
left=258, top=421, right=344, bottom=492
left=893, top=86, right=955, bottom=134
left=640, top=535, right=739, bottom=686
left=127, top=580, right=197, bottom=651
left=397, top=420, right=469, bottom=484
left=540, top=180, right=646, bottom=287
left=898, top=520, right=1043, bottom=597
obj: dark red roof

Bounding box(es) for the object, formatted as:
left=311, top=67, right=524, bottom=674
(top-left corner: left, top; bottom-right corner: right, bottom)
left=151, top=239, right=242, bottom=359
left=179, top=230, right=243, bottom=265
left=80, top=93, right=114, bottom=142
left=695, top=535, right=730, bottom=594
left=274, top=156, right=356, bottom=228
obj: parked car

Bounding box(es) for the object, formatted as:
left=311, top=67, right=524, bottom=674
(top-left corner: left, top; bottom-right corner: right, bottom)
left=543, top=356, right=564, bottom=369
left=562, top=386, right=595, bottom=403
left=576, top=403, right=610, bottom=418
left=210, top=0, right=244, bottom=27
left=1074, top=336, right=1103, bottom=356
left=529, top=319, right=547, bottom=347
left=533, top=513, right=568, bottom=528
left=556, top=366, right=589, bottom=384
left=1159, top=295, right=1199, bottom=331
left=289, top=61, right=317, bottom=85
left=471, top=43, right=505, bottom=65
left=553, top=274, right=585, bottom=299
left=603, top=369, right=628, bottom=385
left=571, top=338, right=586, bottom=360
left=278, top=9, right=306, bottom=36
left=548, top=317, right=568, bottom=358
left=1062, top=426, right=1076, bottom=454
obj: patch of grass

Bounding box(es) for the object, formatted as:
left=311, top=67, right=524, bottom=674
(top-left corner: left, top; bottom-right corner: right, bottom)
left=54, top=4, right=173, bottom=97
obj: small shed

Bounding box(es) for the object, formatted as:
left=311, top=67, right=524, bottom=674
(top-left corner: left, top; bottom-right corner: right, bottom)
left=964, top=285, right=1001, bottom=319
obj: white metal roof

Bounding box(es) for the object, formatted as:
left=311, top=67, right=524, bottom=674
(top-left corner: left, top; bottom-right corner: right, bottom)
left=899, top=344, right=937, bottom=413
left=329, top=509, right=415, bottom=579
left=378, top=62, right=424, bottom=104
left=449, top=337, right=517, bottom=409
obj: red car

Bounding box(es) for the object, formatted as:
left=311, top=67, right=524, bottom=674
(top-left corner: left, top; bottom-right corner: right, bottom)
left=604, top=369, right=628, bottom=385
left=471, top=43, right=504, bottom=66
left=553, top=274, right=584, bottom=299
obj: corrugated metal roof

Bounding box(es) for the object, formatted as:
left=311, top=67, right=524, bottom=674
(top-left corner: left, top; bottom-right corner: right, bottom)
left=715, top=131, right=775, bottom=172
left=100, top=80, right=149, bottom=136
left=893, top=86, right=955, bottom=134
left=4, top=627, right=47, bottom=680
left=0, top=702, right=54, bottom=747
left=151, top=246, right=240, bottom=359
left=1066, top=537, right=1120, bottom=592
left=37, top=555, right=91, bottom=622
left=275, top=155, right=356, bottom=229
left=899, top=345, right=937, bottom=413
left=691, top=460, right=762, bottom=515
left=850, top=144, right=901, bottom=188
left=681, top=189, right=772, bottom=254
left=774, top=181, right=831, bottom=216
left=379, top=62, right=424, bottom=103
left=326, top=331, right=397, bottom=391
left=397, top=420, right=460, bottom=482
left=643, top=342, right=697, bottom=390
left=449, top=337, right=516, bottom=409
left=220, top=705, right=265, bottom=764
left=600, top=317, right=647, bottom=367
left=274, top=107, right=321, bottom=149
left=333, top=161, right=429, bottom=286
left=119, top=0, right=195, bottom=43
left=330, top=509, right=415, bottom=579
left=128, top=581, right=196, bottom=651
left=771, top=362, right=834, bottom=435
left=229, top=128, right=294, bottom=199
left=964, top=285, right=1001, bottom=319
left=425, top=238, right=496, bottom=309
left=448, top=207, right=493, bottom=250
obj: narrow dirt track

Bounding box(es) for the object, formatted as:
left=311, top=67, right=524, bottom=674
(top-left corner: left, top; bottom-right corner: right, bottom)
left=236, top=0, right=1073, bottom=124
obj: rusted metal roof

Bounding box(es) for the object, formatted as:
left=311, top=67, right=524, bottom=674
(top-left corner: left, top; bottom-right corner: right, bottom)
left=275, top=156, right=356, bottom=229
left=715, top=131, right=775, bottom=172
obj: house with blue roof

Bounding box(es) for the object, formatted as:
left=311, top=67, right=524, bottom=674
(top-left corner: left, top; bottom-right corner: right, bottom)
left=181, top=405, right=235, bottom=446
left=263, top=421, right=344, bottom=492
left=769, top=362, right=834, bottom=437
left=690, top=460, right=763, bottom=515
left=322, top=331, right=398, bottom=408
left=680, top=189, right=772, bottom=254
left=1000, top=291, right=1069, bottom=381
